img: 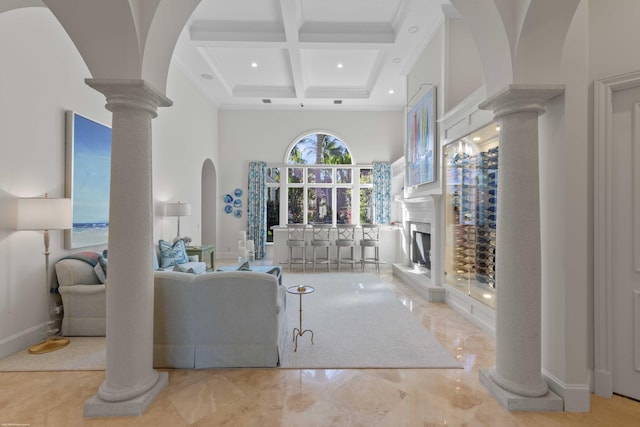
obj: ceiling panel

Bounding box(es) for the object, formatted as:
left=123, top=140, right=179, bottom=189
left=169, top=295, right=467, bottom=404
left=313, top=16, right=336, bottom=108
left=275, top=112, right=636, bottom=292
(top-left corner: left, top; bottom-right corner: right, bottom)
left=200, top=47, right=293, bottom=88
left=302, top=49, right=381, bottom=88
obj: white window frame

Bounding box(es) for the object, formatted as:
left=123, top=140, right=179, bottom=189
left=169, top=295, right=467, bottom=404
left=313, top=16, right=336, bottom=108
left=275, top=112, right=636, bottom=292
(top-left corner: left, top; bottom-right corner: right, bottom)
left=267, top=163, right=373, bottom=226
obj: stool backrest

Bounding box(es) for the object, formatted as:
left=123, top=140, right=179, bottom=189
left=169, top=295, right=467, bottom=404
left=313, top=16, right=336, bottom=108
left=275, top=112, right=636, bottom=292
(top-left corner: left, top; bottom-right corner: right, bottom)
left=311, top=224, right=332, bottom=241
left=361, top=224, right=380, bottom=241
left=287, top=224, right=306, bottom=241
left=336, top=224, right=356, bottom=241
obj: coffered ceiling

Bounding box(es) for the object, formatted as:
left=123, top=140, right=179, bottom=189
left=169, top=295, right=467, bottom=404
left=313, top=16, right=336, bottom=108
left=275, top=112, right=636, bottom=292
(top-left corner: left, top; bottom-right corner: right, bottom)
left=172, top=0, right=449, bottom=111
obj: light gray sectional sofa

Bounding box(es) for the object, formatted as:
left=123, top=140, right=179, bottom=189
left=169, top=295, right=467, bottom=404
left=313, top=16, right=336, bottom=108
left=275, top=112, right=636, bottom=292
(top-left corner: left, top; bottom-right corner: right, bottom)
left=153, top=270, right=287, bottom=368
left=55, top=253, right=288, bottom=368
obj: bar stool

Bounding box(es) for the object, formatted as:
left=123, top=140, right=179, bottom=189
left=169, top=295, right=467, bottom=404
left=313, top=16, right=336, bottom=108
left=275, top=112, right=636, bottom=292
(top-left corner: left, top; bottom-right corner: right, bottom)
left=286, top=224, right=307, bottom=271
left=360, top=224, right=381, bottom=274
left=335, top=224, right=357, bottom=271
left=311, top=224, right=332, bottom=272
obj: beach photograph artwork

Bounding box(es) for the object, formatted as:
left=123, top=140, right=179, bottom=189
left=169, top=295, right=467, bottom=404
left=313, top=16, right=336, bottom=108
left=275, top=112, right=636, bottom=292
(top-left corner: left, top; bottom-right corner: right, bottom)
left=65, top=111, right=112, bottom=248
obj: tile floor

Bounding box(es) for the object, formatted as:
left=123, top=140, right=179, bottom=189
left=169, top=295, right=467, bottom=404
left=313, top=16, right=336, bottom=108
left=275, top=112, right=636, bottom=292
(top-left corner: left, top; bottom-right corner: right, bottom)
left=1, top=265, right=639, bottom=426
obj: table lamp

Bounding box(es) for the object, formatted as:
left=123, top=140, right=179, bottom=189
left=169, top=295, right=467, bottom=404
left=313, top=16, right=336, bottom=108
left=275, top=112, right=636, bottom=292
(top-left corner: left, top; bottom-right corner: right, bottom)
left=166, top=201, right=192, bottom=240
left=17, top=194, right=72, bottom=354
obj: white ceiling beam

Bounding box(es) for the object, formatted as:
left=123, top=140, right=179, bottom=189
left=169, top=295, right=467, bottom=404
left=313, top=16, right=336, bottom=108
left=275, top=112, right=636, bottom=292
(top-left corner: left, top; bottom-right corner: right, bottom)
left=190, top=20, right=285, bottom=43
left=232, top=85, right=297, bottom=98
left=299, top=22, right=395, bottom=44
left=279, top=0, right=304, bottom=100
left=305, top=87, right=370, bottom=99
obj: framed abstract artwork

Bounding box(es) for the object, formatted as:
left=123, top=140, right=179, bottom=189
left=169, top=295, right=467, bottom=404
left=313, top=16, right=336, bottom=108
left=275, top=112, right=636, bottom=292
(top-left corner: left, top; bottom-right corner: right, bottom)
left=406, top=85, right=436, bottom=188
left=64, top=111, right=112, bottom=249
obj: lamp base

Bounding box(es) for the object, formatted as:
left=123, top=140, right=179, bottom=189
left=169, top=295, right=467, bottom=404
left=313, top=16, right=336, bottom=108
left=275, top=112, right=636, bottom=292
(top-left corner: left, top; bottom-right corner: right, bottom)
left=28, top=336, right=70, bottom=354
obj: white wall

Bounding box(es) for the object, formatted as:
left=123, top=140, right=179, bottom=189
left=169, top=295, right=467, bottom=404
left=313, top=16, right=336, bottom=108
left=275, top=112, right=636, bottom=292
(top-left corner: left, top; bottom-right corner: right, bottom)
left=539, top=0, right=591, bottom=406
left=445, top=18, right=484, bottom=112
left=217, top=109, right=403, bottom=258
left=152, top=64, right=219, bottom=247
left=0, top=7, right=110, bottom=356
left=0, top=7, right=219, bottom=357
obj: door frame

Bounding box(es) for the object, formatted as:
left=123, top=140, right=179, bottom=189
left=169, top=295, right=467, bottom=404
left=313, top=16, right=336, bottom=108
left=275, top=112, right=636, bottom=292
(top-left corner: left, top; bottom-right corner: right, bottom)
left=594, top=70, right=640, bottom=397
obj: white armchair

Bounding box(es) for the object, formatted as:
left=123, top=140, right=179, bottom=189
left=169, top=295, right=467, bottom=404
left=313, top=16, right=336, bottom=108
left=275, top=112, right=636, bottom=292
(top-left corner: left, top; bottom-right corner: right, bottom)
left=55, top=255, right=106, bottom=336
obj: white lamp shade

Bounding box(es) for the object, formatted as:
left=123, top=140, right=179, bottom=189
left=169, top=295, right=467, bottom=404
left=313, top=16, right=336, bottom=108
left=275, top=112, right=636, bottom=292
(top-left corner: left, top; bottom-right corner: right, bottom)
left=17, top=197, right=72, bottom=230
left=166, top=202, right=191, bottom=217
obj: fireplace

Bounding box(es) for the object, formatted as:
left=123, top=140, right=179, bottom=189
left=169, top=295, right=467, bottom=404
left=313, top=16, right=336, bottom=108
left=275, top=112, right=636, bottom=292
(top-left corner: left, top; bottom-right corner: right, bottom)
left=409, top=222, right=431, bottom=271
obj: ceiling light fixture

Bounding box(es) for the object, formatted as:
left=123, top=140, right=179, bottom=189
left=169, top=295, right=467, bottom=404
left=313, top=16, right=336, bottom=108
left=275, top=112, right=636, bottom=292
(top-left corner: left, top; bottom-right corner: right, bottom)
left=337, top=63, right=343, bottom=69
left=200, top=73, right=213, bottom=80
left=251, top=62, right=258, bottom=68
left=408, top=26, right=419, bottom=33
left=334, top=100, right=342, bottom=105
left=262, top=99, right=272, bottom=104
left=472, top=137, right=481, bottom=141
left=388, top=89, right=395, bottom=94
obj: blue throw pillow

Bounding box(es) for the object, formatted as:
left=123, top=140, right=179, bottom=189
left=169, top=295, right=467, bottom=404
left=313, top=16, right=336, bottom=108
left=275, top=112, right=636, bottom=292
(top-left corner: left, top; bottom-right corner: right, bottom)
left=159, top=239, right=188, bottom=268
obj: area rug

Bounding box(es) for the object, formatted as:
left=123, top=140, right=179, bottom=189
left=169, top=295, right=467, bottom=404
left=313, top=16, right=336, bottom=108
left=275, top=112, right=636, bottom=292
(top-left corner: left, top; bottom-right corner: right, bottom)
left=0, top=337, right=105, bottom=371
left=280, top=273, right=460, bottom=369
left=0, top=274, right=460, bottom=371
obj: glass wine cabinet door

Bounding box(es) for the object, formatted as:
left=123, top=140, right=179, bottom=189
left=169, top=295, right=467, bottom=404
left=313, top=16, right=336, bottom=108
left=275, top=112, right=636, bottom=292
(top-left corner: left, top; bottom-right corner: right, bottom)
left=444, top=122, right=499, bottom=308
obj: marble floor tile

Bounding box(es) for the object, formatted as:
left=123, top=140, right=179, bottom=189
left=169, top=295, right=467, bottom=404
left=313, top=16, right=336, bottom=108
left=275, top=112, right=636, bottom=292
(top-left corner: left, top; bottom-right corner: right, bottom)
left=1, top=264, right=640, bottom=426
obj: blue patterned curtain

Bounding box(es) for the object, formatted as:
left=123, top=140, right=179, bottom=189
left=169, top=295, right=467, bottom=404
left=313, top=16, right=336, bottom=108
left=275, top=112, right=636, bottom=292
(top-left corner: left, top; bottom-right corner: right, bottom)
left=247, top=161, right=267, bottom=259
left=373, top=162, right=391, bottom=225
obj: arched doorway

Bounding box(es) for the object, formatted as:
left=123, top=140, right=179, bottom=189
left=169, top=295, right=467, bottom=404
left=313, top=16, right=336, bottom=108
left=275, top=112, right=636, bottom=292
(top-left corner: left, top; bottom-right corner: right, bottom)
left=201, top=159, right=217, bottom=246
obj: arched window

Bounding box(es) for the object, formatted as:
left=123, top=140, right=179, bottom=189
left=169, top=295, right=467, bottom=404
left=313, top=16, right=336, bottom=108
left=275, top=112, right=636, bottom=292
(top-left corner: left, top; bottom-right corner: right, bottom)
left=265, top=132, right=377, bottom=242
left=287, top=133, right=352, bottom=165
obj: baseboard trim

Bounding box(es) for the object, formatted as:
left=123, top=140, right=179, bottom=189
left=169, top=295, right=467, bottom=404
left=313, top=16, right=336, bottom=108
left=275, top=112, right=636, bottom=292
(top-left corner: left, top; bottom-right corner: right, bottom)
left=442, top=282, right=496, bottom=337
left=0, top=323, right=44, bottom=359
left=543, top=369, right=592, bottom=412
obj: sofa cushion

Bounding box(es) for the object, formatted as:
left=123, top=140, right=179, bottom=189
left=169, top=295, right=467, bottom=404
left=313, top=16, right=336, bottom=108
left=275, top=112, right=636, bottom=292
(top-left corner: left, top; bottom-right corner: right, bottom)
left=173, top=262, right=207, bottom=274
left=159, top=239, right=188, bottom=267
left=93, top=263, right=106, bottom=283
left=55, top=259, right=101, bottom=287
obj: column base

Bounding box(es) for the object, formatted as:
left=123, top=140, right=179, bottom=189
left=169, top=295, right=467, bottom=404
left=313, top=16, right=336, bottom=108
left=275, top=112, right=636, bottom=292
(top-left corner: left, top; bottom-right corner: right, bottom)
left=480, top=369, right=563, bottom=412
left=84, top=371, right=168, bottom=418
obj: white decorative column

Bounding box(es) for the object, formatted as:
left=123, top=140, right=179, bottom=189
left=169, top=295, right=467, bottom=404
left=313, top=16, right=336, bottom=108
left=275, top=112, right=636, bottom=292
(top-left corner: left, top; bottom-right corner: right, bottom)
left=478, top=84, right=564, bottom=411
left=83, top=79, right=171, bottom=417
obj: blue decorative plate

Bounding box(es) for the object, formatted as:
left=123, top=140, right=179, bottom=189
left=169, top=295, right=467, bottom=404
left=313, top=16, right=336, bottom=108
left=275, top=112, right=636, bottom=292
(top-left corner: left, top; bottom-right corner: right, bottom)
left=233, top=199, right=242, bottom=207
left=223, top=194, right=233, bottom=204
left=224, top=205, right=233, bottom=214
left=234, top=188, right=243, bottom=197
left=233, top=209, right=242, bottom=218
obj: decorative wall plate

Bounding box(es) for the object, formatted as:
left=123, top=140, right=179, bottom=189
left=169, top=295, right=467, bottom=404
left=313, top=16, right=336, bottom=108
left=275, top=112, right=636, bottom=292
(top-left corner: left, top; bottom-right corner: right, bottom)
left=223, top=194, right=233, bottom=203
left=234, top=188, right=243, bottom=197
left=224, top=205, right=233, bottom=214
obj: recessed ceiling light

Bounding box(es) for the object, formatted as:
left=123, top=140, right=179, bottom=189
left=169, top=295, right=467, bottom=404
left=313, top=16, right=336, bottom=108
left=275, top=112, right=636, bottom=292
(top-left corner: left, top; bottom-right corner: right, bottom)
left=408, top=26, right=419, bottom=33
left=473, top=137, right=481, bottom=141
left=200, top=73, right=213, bottom=80
left=251, top=62, right=258, bottom=68
left=388, top=89, right=394, bottom=94
left=337, top=63, right=343, bottom=69
left=392, top=58, right=401, bottom=63
left=496, top=126, right=501, bottom=131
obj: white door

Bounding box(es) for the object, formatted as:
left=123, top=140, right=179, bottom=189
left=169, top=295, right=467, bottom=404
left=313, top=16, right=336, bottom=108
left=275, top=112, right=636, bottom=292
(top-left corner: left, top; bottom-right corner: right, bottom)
left=611, top=86, right=640, bottom=400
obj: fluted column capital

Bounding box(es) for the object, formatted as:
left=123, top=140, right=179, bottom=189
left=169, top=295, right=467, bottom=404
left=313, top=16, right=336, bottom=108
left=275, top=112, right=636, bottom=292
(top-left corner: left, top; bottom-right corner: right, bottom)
left=479, top=84, right=565, bottom=119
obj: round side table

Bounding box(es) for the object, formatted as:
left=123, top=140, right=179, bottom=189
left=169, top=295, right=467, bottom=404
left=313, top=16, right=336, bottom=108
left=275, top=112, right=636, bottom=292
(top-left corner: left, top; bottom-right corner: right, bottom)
left=287, top=285, right=315, bottom=351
